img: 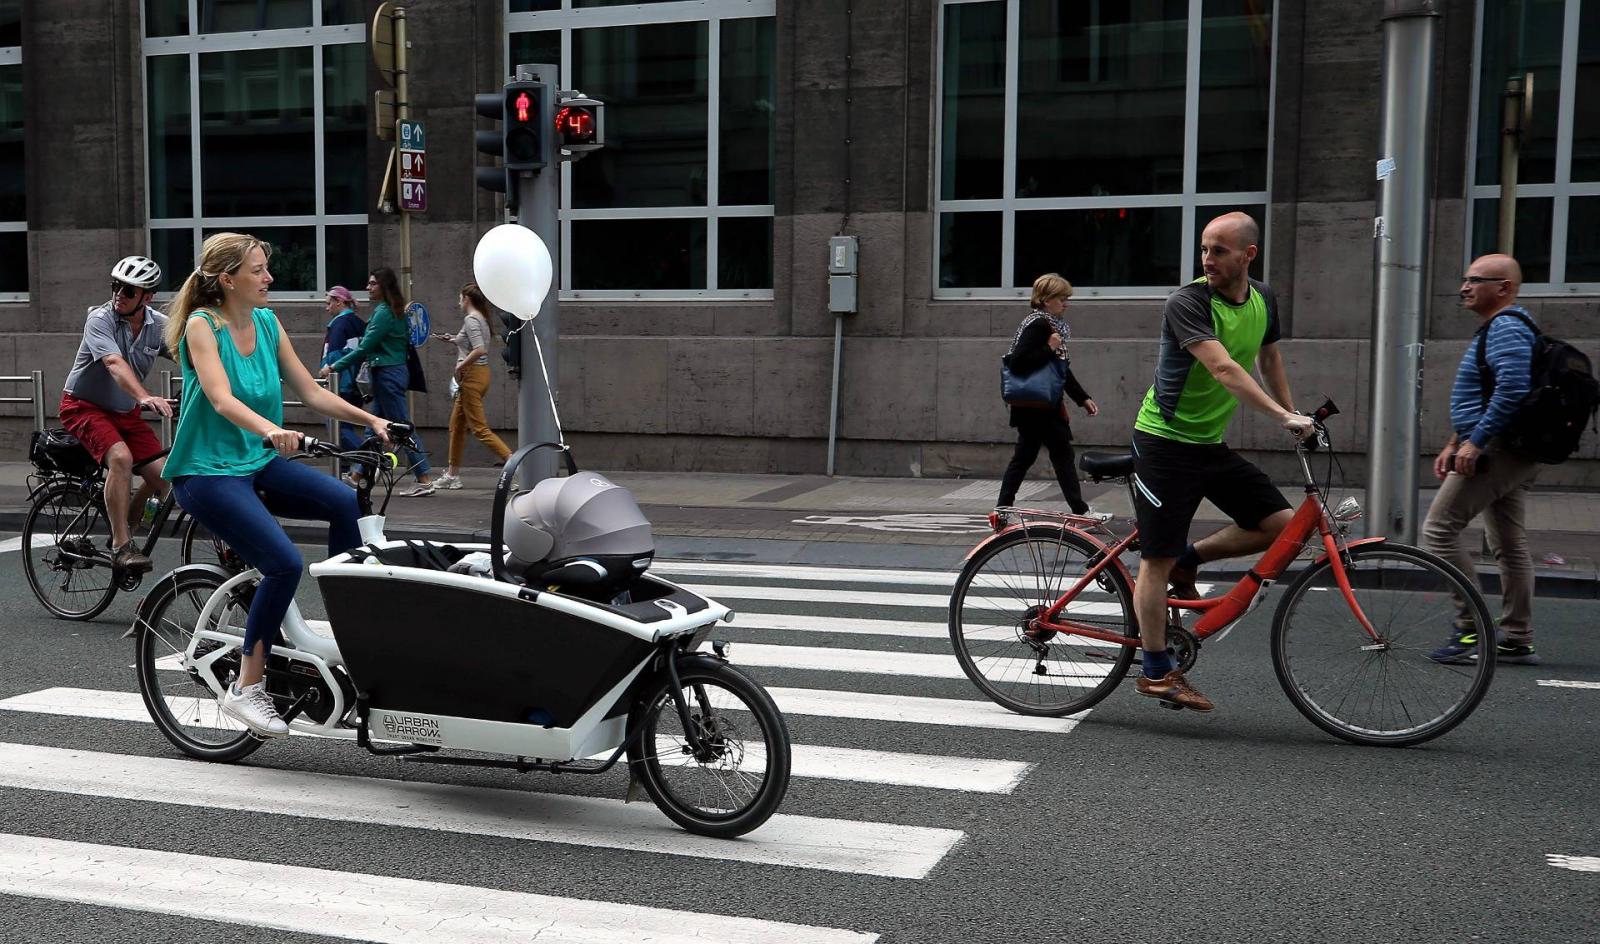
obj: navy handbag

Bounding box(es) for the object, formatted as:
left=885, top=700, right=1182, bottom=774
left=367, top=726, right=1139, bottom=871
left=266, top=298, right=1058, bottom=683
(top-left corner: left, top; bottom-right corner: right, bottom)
left=1000, top=354, right=1067, bottom=407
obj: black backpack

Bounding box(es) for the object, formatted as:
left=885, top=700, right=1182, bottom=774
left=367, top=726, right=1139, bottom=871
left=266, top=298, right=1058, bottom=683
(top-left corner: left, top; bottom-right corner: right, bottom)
left=1475, top=311, right=1600, bottom=464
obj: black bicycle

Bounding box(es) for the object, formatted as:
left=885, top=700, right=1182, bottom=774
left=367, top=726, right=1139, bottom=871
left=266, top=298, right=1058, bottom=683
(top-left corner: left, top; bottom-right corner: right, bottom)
left=22, top=418, right=228, bottom=620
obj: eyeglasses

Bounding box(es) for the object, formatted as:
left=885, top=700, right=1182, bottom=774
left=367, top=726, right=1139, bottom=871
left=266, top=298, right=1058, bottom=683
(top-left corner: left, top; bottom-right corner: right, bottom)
left=1461, top=275, right=1507, bottom=285
left=111, top=282, right=143, bottom=299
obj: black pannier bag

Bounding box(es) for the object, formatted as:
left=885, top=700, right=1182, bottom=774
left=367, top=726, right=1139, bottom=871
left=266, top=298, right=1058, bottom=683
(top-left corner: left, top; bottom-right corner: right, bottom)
left=1476, top=311, right=1600, bottom=464
left=29, top=428, right=98, bottom=477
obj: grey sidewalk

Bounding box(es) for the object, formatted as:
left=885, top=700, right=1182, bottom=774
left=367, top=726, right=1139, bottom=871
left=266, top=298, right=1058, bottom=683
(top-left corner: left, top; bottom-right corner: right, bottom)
left=2, top=461, right=1596, bottom=593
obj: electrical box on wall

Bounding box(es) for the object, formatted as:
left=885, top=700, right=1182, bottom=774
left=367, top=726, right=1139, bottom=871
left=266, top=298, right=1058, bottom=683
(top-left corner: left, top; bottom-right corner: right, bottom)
left=828, top=235, right=859, bottom=313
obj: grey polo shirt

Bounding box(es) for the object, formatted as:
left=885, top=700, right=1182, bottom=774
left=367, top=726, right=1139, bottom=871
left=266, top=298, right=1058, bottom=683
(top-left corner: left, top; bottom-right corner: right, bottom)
left=62, top=301, right=170, bottom=413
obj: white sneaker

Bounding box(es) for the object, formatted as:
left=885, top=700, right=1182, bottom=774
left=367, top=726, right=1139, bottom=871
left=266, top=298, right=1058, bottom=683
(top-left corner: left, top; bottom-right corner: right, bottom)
left=220, top=681, right=289, bottom=738
left=404, top=482, right=437, bottom=498
left=434, top=473, right=463, bottom=490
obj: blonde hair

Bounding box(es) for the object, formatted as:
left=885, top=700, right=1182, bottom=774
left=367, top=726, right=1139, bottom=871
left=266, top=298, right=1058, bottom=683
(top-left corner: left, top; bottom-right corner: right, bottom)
left=162, top=232, right=273, bottom=355
left=1030, top=273, right=1072, bottom=309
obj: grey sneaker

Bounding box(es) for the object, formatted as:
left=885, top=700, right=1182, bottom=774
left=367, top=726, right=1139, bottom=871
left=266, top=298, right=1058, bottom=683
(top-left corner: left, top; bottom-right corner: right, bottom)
left=434, top=472, right=463, bottom=490
left=220, top=681, right=289, bottom=738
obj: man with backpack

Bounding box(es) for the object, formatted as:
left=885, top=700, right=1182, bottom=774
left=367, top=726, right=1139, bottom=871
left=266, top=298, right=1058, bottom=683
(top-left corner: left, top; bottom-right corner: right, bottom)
left=1426, top=253, right=1548, bottom=666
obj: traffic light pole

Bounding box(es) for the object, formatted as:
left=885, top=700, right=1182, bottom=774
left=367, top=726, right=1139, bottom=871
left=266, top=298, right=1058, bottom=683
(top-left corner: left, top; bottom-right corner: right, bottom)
left=513, top=63, right=561, bottom=486
left=394, top=5, right=413, bottom=300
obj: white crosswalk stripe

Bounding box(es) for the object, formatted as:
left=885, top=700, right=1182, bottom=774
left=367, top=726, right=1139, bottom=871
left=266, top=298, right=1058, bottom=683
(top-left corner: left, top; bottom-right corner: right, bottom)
left=0, top=688, right=1035, bottom=794
left=1536, top=679, right=1600, bottom=690
left=1547, top=853, right=1600, bottom=873
left=0, top=834, right=880, bottom=944
left=0, top=557, right=1114, bottom=939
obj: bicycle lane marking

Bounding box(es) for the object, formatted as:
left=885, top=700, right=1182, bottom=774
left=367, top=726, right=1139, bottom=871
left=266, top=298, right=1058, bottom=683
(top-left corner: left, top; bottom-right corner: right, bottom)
left=0, top=535, right=55, bottom=554
left=0, top=833, right=880, bottom=944
left=1536, top=679, right=1600, bottom=689
left=1, top=688, right=1036, bottom=795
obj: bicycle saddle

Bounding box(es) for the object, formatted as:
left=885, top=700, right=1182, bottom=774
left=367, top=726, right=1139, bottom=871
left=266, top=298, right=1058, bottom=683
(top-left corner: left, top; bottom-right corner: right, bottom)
left=1079, top=452, right=1134, bottom=481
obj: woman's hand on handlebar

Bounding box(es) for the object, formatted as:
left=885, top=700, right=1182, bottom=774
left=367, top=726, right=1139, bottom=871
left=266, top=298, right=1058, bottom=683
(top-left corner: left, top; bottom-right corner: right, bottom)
left=368, top=416, right=394, bottom=448
left=263, top=427, right=304, bottom=457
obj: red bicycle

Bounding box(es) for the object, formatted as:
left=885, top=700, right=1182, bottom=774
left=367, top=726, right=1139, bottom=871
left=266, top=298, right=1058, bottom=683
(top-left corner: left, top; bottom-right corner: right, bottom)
left=948, top=400, right=1496, bottom=746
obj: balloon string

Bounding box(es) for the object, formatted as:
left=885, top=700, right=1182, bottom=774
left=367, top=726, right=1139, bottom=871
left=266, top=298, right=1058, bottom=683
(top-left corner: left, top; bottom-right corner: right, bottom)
left=529, top=330, right=565, bottom=446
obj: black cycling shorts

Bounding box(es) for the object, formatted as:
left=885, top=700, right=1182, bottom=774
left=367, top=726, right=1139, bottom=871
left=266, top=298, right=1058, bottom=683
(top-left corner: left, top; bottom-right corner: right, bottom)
left=1130, top=430, right=1292, bottom=559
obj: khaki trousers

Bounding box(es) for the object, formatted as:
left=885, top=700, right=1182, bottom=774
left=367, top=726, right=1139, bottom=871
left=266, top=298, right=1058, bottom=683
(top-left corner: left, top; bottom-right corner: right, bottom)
left=447, top=363, right=512, bottom=469
left=1421, top=442, right=1540, bottom=644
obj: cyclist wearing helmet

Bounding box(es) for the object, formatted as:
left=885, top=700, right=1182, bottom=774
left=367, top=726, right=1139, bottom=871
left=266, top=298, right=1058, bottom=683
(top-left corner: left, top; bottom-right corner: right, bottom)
left=59, top=255, right=173, bottom=574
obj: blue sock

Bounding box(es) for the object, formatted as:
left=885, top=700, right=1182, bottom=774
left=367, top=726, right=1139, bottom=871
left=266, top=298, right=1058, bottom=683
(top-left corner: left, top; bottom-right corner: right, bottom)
left=1175, top=543, right=1201, bottom=572
left=1142, top=649, right=1175, bottom=679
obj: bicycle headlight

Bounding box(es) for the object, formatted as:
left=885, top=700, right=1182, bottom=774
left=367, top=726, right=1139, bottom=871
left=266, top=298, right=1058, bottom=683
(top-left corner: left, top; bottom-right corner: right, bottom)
left=1333, top=497, right=1363, bottom=522
left=384, top=452, right=399, bottom=469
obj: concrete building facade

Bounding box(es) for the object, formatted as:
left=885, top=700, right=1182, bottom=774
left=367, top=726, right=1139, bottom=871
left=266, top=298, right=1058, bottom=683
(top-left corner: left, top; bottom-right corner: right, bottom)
left=4, top=0, right=1598, bottom=485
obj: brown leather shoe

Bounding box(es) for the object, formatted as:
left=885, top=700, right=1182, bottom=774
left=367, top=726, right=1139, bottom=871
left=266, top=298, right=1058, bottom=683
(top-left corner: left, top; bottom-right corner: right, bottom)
left=112, top=541, right=153, bottom=575
left=1167, top=564, right=1202, bottom=600
left=1135, top=670, right=1215, bottom=712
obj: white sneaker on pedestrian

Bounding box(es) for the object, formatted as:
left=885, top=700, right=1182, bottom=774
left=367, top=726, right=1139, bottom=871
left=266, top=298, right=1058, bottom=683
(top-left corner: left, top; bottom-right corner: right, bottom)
left=405, top=482, right=437, bottom=498
left=434, top=472, right=463, bottom=490
left=219, top=680, right=289, bottom=738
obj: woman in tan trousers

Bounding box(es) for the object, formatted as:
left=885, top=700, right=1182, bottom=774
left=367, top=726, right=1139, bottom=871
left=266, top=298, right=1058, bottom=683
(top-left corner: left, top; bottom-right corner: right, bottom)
left=430, top=282, right=512, bottom=489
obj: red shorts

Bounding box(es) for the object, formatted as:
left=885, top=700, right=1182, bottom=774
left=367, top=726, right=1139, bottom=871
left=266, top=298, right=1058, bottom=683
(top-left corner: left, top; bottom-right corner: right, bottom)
left=59, top=393, right=164, bottom=468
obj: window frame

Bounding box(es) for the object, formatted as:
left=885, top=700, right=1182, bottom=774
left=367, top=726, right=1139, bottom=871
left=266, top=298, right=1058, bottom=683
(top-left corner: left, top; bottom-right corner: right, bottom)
left=140, top=6, right=367, bottom=301
left=507, top=0, right=777, bottom=302
left=0, top=37, right=24, bottom=300
left=1465, top=0, right=1600, bottom=295
left=932, top=0, right=1278, bottom=300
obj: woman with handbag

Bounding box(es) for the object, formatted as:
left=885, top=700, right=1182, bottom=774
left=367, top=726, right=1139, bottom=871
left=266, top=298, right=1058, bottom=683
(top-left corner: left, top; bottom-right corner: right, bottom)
left=997, top=273, right=1099, bottom=514
left=323, top=267, right=434, bottom=496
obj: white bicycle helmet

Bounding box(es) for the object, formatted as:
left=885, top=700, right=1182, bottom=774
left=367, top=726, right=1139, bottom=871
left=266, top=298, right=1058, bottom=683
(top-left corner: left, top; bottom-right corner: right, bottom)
left=111, top=255, right=162, bottom=289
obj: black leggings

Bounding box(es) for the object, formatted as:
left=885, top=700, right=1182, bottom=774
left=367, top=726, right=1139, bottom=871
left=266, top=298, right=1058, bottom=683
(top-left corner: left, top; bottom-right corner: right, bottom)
left=998, top=412, right=1087, bottom=513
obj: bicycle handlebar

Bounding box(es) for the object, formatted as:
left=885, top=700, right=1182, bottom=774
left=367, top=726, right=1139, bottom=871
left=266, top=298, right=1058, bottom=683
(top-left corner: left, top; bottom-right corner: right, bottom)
left=259, top=422, right=416, bottom=460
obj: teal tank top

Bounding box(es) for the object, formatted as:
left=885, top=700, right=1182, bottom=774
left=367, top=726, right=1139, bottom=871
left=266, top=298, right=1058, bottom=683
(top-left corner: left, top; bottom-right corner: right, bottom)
left=163, top=309, right=284, bottom=479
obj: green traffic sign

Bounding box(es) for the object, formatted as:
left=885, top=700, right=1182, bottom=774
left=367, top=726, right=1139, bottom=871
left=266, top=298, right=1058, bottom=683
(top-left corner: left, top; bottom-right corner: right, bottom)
left=400, top=120, right=425, bottom=151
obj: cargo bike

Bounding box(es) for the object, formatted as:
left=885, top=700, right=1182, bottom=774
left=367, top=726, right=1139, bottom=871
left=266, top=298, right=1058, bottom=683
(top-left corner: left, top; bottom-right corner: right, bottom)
left=130, top=432, right=791, bottom=837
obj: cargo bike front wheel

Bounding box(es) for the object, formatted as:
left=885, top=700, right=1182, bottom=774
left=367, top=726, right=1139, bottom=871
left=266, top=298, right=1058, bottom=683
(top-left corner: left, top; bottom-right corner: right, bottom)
left=626, top=655, right=791, bottom=838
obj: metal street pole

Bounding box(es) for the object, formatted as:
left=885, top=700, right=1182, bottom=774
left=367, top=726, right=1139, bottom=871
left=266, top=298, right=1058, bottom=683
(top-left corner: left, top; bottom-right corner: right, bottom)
left=394, top=6, right=413, bottom=301
left=1366, top=0, right=1439, bottom=543
left=1497, top=73, right=1531, bottom=253
left=513, top=63, right=561, bottom=487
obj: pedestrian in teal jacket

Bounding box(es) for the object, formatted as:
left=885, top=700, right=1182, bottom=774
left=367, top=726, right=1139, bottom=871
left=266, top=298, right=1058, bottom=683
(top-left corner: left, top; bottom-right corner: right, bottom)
left=320, top=267, right=434, bottom=494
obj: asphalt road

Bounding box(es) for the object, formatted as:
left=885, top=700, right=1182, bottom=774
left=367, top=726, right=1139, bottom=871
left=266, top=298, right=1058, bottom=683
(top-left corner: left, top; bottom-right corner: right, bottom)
left=0, top=533, right=1596, bottom=943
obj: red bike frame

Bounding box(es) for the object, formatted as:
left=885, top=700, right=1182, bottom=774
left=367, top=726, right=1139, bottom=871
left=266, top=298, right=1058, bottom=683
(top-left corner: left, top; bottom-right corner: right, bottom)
left=983, top=484, right=1383, bottom=649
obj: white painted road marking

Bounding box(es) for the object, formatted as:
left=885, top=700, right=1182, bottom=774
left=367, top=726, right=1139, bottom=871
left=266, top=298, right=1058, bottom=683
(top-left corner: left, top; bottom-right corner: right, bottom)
left=767, top=686, right=1084, bottom=733
left=0, top=833, right=880, bottom=944
left=0, top=534, right=56, bottom=554
left=735, top=643, right=1110, bottom=682
left=1536, top=679, right=1600, bottom=690
left=0, top=742, right=962, bottom=879
left=1547, top=853, right=1600, bottom=873
left=0, top=688, right=1034, bottom=795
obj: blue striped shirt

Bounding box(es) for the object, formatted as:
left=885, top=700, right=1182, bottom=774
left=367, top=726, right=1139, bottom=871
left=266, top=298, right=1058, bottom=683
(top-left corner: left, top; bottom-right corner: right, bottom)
left=1449, top=306, right=1536, bottom=447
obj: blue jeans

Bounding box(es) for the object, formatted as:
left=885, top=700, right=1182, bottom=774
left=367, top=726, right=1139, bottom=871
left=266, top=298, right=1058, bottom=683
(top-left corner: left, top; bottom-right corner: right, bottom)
left=370, top=363, right=431, bottom=478
left=172, top=457, right=361, bottom=658
left=336, top=388, right=366, bottom=471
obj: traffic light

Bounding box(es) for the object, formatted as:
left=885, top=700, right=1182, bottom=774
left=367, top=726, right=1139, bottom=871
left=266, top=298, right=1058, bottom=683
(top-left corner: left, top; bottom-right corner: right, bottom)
left=475, top=79, right=548, bottom=212
left=474, top=91, right=509, bottom=195
left=503, top=81, right=544, bottom=172
left=554, top=97, right=605, bottom=154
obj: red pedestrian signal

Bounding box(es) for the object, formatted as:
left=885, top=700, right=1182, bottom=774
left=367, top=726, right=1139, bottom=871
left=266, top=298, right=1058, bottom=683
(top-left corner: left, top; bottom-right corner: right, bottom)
left=515, top=91, right=532, bottom=124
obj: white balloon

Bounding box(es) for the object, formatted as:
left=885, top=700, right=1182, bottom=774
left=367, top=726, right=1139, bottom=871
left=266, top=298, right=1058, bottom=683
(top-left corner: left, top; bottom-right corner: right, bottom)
left=472, top=223, right=553, bottom=321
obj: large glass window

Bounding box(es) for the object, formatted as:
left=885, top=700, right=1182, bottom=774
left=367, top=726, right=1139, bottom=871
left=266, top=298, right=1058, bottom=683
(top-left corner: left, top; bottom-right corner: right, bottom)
left=143, top=3, right=366, bottom=294
left=1468, top=0, right=1600, bottom=291
left=0, top=1, right=23, bottom=297
left=936, top=0, right=1275, bottom=297
left=509, top=0, right=776, bottom=298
